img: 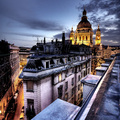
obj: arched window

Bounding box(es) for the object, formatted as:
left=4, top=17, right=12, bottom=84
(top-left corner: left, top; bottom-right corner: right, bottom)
left=86, top=36, right=87, bottom=40
left=83, top=36, right=84, bottom=40
left=79, top=36, right=81, bottom=41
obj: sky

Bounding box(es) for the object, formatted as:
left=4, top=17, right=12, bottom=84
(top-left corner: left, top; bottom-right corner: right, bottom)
left=0, top=0, right=120, bottom=47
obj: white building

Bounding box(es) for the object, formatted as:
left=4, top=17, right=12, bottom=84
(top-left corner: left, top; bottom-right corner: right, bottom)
left=21, top=36, right=92, bottom=120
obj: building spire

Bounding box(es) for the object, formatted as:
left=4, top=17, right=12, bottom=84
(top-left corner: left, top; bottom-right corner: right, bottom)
left=71, top=27, right=73, bottom=31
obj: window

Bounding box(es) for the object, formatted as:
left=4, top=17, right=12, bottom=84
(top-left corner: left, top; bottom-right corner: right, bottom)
left=65, top=93, right=68, bottom=101
left=72, top=68, right=74, bottom=73
left=27, top=81, right=34, bottom=92
left=78, top=94, right=80, bottom=100
left=78, top=84, right=80, bottom=91
left=83, top=36, right=84, bottom=40
left=84, top=71, right=86, bottom=77
left=58, top=74, right=62, bottom=82
left=27, top=99, right=34, bottom=109
left=71, top=78, right=74, bottom=86
left=86, top=36, right=87, bottom=40
left=71, top=98, right=74, bottom=103
left=58, top=85, right=63, bottom=98
left=79, top=66, right=81, bottom=71
left=71, top=88, right=74, bottom=96
left=78, top=75, right=80, bottom=82
left=64, top=58, right=67, bottom=64
left=66, top=69, right=68, bottom=76
left=65, top=81, right=68, bottom=91
left=26, top=99, right=35, bottom=119
left=46, top=61, right=49, bottom=68
left=57, top=60, right=59, bottom=65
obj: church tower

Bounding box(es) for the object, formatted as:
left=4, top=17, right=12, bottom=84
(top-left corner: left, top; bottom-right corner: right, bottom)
left=95, top=24, right=101, bottom=45
left=69, top=27, right=75, bottom=44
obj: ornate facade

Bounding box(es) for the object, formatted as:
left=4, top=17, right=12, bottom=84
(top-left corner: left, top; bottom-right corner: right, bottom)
left=70, top=9, right=93, bottom=47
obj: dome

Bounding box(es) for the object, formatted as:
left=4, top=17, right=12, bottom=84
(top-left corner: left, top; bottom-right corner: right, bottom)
left=77, top=9, right=91, bottom=29
left=77, top=19, right=91, bottom=29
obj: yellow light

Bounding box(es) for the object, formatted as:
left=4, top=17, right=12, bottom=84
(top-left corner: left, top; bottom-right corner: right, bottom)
left=0, top=110, right=1, bottom=114
left=58, top=74, right=62, bottom=82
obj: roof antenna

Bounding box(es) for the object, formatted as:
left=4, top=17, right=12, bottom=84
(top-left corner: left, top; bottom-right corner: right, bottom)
left=37, top=37, right=39, bottom=43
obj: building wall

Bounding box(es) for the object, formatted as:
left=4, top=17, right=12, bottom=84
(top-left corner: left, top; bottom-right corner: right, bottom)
left=83, top=84, right=94, bottom=102
left=40, top=76, right=52, bottom=111
left=23, top=52, right=91, bottom=120
left=0, top=43, right=20, bottom=119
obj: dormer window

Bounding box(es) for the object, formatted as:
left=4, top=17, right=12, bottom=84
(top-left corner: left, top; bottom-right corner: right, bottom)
left=63, top=58, right=67, bottom=64
left=57, top=59, right=59, bottom=65
left=70, top=57, right=74, bottom=62
left=65, top=58, right=67, bottom=64
left=46, top=61, right=49, bottom=68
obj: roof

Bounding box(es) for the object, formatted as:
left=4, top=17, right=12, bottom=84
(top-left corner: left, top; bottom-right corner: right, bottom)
left=81, top=74, right=101, bottom=85
left=32, top=99, right=80, bottom=120
left=85, top=56, right=119, bottom=120
left=96, top=67, right=107, bottom=71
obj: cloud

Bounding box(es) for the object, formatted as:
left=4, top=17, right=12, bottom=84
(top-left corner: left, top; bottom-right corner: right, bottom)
left=0, top=0, right=64, bottom=31
left=2, top=32, right=44, bottom=38
left=22, top=19, right=64, bottom=31
left=77, top=0, right=120, bottom=45
left=53, top=31, right=70, bottom=39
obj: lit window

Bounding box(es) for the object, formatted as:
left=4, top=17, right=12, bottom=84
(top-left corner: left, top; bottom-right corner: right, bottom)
left=83, top=36, right=84, bottom=40
left=27, top=81, right=34, bottom=92
left=58, top=74, right=62, bottom=82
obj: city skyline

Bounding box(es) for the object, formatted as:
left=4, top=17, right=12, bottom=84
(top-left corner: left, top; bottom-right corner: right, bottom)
left=0, top=0, right=120, bottom=47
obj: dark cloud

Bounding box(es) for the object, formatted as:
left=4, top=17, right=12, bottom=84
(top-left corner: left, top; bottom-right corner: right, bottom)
left=2, top=32, right=43, bottom=38
left=53, top=31, right=70, bottom=39
left=22, top=19, right=64, bottom=31
left=0, top=0, right=64, bottom=31
left=77, top=0, right=120, bottom=45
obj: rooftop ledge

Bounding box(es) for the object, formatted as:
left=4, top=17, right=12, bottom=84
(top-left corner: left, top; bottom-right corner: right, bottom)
left=75, top=57, right=116, bottom=120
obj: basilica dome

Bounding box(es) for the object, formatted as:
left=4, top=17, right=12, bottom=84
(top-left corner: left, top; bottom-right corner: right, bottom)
left=77, top=9, right=91, bottom=29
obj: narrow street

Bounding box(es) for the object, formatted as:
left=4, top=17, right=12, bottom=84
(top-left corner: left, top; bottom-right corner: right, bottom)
left=13, top=83, right=24, bottom=120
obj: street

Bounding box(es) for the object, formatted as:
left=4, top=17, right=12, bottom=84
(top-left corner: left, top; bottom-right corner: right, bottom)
left=13, top=83, right=24, bottom=120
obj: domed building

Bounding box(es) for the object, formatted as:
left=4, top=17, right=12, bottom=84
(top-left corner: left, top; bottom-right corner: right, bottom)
left=70, top=9, right=93, bottom=47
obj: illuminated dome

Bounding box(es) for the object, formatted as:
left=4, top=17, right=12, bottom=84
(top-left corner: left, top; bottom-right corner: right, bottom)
left=77, top=9, right=91, bottom=29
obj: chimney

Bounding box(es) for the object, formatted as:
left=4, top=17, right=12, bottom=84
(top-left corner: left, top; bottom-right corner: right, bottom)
left=44, top=37, right=46, bottom=44
left=51, top=40, right=54, bottom=44
left=62, top=32, right=65, bottom=54
left=56, top=38, right=58, bottom=43
left=62, top=32, right=65, bottom=46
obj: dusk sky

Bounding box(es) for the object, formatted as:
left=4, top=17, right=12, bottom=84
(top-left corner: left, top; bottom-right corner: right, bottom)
left=0, top=0, right=120, bottom=47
